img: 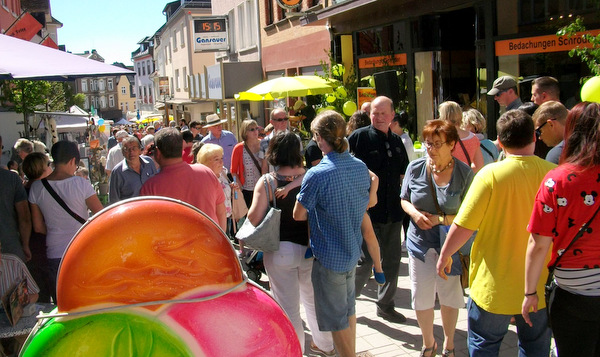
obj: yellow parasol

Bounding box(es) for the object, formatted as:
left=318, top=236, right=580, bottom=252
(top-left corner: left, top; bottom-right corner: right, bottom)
left=236, top=75, right=338, bottom=101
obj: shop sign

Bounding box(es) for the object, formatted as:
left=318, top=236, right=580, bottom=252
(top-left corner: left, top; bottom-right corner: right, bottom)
left=495, top=29, right=600, bottom=56
left=358, top=54, right=407, bottom=69
left=206, top=64, right=223, bottom=100
left=194, top=17, right=229, bottom=52
left=158, top=77, right=169, bottom=97
left=357, top=87, right=377, bottom=108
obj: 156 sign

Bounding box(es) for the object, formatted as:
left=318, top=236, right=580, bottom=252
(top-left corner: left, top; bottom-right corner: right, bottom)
left=194, top=17, right=228, bottom=52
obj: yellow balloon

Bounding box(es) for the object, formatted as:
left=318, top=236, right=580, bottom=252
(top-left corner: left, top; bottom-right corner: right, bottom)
left=98, top=125, right=106, bottom=132
left=581, top=76, right=600, bottom=103
left=369, top=77, right=375, bottom=87
left=335, top=87, right=347, bottom=99
left=342, top=101, right=357, bottom=116
left=326, top=94, right=336, bottom=103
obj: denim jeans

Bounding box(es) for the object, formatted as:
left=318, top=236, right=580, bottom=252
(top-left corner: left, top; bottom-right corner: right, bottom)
left=467, top=298, right=551, bottom=357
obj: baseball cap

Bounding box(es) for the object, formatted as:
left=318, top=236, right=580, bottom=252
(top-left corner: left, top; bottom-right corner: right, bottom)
left=487, top=76, right=517, bottom=96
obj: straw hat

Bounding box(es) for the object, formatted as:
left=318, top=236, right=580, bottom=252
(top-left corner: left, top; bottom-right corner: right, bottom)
left=203, top=114, right=228, bottom=128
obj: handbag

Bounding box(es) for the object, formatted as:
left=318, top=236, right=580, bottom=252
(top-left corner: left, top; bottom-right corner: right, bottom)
left=231, top=188, right=248, bottom=222
left=544, top=202, right=600, bottom=327
left=235, top=174, right=280, bottom=252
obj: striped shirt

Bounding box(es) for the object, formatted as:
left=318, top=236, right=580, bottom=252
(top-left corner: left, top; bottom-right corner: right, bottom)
left=0, top=254, right=40, bottom=297
left=555, top=267, right=600, bottom=296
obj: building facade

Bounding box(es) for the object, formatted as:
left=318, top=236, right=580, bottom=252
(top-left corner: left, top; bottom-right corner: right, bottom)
left=299, top=0, right=600, bottom=139
left=153, top=0, right=216, bottom=125
left=132, top=36, right=156, bottom=113
left=116, top=73, right=136, bottom=119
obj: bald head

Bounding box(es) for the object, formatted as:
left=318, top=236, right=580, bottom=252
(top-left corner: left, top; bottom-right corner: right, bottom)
left=370, top=96, right=394, bottom=133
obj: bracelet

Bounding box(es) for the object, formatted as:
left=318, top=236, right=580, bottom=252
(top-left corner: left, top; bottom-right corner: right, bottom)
left=524, top=291, right=537, bottom=297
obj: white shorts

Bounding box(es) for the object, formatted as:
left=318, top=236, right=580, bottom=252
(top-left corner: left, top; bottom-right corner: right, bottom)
left=409, top=248, right=465, bottom=311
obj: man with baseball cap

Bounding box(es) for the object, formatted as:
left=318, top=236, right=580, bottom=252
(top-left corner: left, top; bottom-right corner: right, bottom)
left=487, top=76, right=522, bottom=111
left=200, top=114, right=237, bottom=170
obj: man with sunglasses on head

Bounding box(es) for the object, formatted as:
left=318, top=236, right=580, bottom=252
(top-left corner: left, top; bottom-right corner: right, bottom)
left=532, top=101, right=568, bottom=164
left=487, top=76, right=522, bottom=111
left=259, top=108, right=303, bottom=173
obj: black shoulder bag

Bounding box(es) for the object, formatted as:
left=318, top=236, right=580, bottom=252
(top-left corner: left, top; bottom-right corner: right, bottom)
left=41, top=179, right=87, bottom=224
left=544, top=202, right=600, bottom=327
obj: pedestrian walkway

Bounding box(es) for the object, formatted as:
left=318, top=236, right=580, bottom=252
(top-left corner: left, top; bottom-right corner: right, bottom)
left=297, top=252, right=522, bottom=357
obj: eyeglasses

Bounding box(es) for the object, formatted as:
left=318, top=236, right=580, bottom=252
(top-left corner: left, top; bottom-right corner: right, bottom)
left=272, top=117, right=289, bottom=122
left=424, top=141, right=446, bottom=149
left=384, top=142, right=392, bottom=158
left=535, top=118, right=556, bottom=137
left=123, top=146, right=140, bottom=153
left=494, top=90, right=507, bottom=98
left=247, top=127, right=258, bottom=132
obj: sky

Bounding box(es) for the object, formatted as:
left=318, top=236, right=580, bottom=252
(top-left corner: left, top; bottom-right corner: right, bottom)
left=51, top=0, right=170, bottom=66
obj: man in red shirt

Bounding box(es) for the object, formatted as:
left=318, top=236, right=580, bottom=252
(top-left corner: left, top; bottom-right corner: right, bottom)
left=140, top=128, right=226, bottom=230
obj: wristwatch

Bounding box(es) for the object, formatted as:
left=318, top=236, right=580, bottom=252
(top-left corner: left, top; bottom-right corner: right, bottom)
left=438, top=215, right=444, bottom=224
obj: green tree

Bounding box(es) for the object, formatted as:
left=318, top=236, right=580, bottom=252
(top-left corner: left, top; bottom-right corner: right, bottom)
left=0, top=80, right=80, bottom=138
left=558, top=16, right=600, bottom=78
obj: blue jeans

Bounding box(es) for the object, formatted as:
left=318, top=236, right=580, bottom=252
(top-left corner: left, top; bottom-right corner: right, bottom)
left=467, top=298, right=551, bottom=357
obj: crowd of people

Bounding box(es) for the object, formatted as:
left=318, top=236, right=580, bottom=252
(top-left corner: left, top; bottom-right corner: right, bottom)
left=1, top=73, right=599, bottom=357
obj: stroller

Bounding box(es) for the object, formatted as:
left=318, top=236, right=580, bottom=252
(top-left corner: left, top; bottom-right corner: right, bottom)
left=239, top=249, right=265, bottom=283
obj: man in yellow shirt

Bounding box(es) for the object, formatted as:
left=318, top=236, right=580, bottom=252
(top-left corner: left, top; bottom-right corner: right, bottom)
left=436, top=110, right=555, bottom=356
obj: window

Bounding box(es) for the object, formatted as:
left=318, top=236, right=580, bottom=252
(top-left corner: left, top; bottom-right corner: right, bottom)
left=90, top=80, right=96, bottom=91
left=100, top=96, right=106, bottom=108
left=138, top=86, right=143, bottom=100
left=81, top=79, right=88, bottom=92
left=265, top=0, right=274, bottom=25
left=99, top=79, right=105, bottom=91
left=173, top=30, right=178, bottom=52
left=109, top=95, right=115, bottom=107
left=84, top=96, right=89, bottom=109
left=181, top=24, right=186, bottom=47
left=126, top=102, right=129, bottom=111
left=183, top=67, right=187, bottom=89
left=142, top=65, right=146, bottom=76
left=147, top=60, right=151, bottom=74
left=121, top=86, right=126, bottom=94
left=235, top=0, right=258, bottom=50
left=137, top=63, right=141, bottom=76
left=107, top=79, right=114, bottom=91
left=175, top=69, right=180, bottom=91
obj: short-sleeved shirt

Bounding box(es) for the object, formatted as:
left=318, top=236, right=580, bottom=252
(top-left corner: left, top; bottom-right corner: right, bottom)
left=29, top=176, right=97, bottom=259
left=0, top=254, right=40, bottom=297
left=201, top=130, right=237, bottom=170
left=105, top=143, right=125, bottom=171
left=452, top=132, right=479, bottom=168
left=108, top=155, right=159, bottom=204
left=528, top=164, right=600, bottom=269
left=0, top=169, right=27, bottom=260
left=297, top=151, right=370, bottom=272
left=545, top=140, right=564, bottom=164
left=140, top=161, right=225, bottom=224
left=454, top=155, right=556, bottom=314
left=348, top=125, right=409, bottom=224
left=304, top=139, right=323, bottom=169
left=401, top=157, right=474, bottom=272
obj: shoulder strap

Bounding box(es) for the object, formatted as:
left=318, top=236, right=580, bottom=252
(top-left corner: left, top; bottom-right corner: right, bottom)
left=426, top=165, right=444, bottom=216
left=263, top=174, right=277, bottom=209
left=41, top=179, right=87, bottom=224
left=546, top=201, right=600, bottom=283
left=457, top=139, right=472, bottom=166
left=480, top=142, right=494, bottom=159
left=244, top=143, right=262, bottom=173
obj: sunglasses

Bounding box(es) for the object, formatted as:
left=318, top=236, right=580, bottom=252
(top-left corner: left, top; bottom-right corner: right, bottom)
left=247, top=127, right=258, bottom=132
left=494, top=90, right=507, bottom=98
left=535, top=118, right=556, bottom=137
left=272, top=117, right=289, bottom=122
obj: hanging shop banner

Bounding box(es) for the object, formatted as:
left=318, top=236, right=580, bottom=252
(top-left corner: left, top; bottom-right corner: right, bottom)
left=495, top=29, right=600, bottom=56
left=158, top=77, right=169, bottom=97
left=277, top=0, right=301, bottom=10
left=194, top=17, right=229, bottom=52
left=358, top=54, right=407, bottom=69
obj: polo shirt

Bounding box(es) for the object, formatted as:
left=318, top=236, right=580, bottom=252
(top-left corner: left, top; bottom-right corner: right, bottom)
left=201, top=130, right=237, bottom=170
left=140, top=161, right=225, bottom=224
left=348, top=125, right=409, bottom=223
left=108, top=155, right=159, bottom=204
left=297, top=151, right=370, bottom=272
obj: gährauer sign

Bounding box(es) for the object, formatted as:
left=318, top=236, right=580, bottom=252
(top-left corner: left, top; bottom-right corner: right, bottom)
left=194, top=17, right=229, bottom=52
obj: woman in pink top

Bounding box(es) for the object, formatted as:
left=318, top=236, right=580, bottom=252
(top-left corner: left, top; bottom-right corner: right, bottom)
left=439, top=101, right=483, bottom=172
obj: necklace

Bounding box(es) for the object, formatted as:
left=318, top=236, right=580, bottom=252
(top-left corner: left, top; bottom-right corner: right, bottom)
left=429, top=158, right=453, bottom=173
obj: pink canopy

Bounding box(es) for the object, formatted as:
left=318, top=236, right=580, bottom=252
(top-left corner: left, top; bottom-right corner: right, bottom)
left=0, top=34, right=134, bottom=81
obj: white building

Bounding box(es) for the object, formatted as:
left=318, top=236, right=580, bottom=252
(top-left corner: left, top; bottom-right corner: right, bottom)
left=131, top=37, right=155, bottom=113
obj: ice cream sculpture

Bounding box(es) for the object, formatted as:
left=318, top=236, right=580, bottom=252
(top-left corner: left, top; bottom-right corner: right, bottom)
left=20, top=197, right=301, bottom=356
